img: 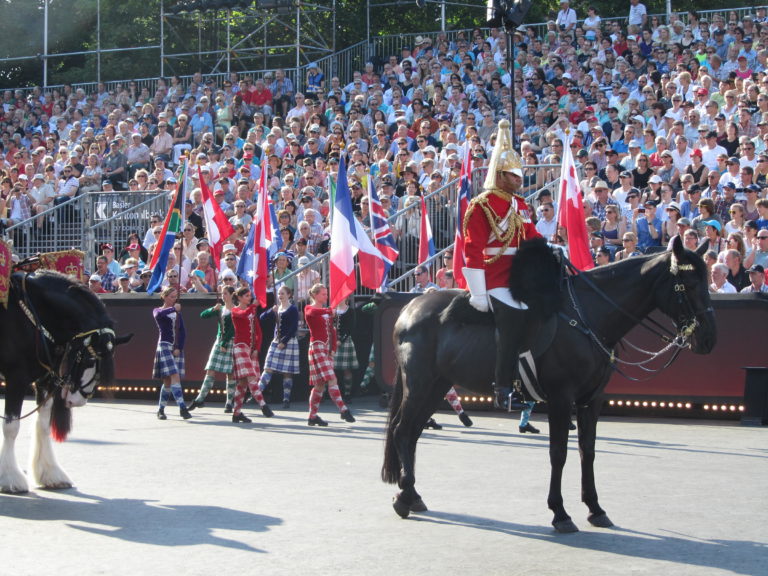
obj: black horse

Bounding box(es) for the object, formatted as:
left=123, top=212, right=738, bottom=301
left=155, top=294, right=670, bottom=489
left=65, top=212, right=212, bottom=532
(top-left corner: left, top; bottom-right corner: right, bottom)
left=382, top=237, right=716, bottom=532
left=0, top=270, right=131, bottom=493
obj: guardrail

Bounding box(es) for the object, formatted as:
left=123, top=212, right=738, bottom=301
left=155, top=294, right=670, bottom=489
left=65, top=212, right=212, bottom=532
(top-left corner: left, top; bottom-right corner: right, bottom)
left=5, top=191, right=168, bottom=267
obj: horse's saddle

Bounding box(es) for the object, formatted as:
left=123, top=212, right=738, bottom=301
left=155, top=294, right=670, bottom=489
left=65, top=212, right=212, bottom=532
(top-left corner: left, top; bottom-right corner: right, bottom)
left=441, top=292, right=558, bottom=403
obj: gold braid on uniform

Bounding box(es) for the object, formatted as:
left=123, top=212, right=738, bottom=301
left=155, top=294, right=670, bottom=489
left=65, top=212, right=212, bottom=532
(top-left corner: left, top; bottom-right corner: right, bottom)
left=463, top=189, right=527, bottom=265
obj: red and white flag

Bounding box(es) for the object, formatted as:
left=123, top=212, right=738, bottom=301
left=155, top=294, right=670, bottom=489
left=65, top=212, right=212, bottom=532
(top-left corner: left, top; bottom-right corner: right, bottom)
left=250, top=164, right=273, bottom=306
left=557, top=135, right=594, bottom=271
left=199, top=167, right=235, bottom=271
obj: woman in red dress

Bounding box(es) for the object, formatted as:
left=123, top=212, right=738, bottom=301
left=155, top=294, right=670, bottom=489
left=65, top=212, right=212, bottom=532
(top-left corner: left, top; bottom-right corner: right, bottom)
left=229, top=287, right=274, bottom=423
left=304, top=283, right=355, bottom=427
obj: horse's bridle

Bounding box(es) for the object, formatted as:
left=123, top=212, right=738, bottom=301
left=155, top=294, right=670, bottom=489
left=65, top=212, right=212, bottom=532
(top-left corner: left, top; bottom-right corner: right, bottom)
left=15, top=274, right=114, bottom=398
left=562, top=256, right=712, bottom=381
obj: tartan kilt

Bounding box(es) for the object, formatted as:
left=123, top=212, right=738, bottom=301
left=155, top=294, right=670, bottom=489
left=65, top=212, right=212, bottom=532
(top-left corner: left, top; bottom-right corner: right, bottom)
left=334, top=336, right=359, bottom=370
left=263, top=337, right=300, bottom=374
left=152, top=341, right=185, bottom=379
left=309, top=340, right=335, bottom=387
left=204, top=340, right=234, bottom=374
left=232, top=343, right=260, bottom=380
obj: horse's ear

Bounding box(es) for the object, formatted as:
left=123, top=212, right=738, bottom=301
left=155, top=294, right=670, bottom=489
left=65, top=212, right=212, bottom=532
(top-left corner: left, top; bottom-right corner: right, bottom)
left=115, top=333, right=134, bottom=346
left=694, top=240, right=709, bottom=258
left=671, top=235, right=685, bottom=259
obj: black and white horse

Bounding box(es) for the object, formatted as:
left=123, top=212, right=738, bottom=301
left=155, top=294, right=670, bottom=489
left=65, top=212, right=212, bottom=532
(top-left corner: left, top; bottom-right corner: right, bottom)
left=0, top=271, right=130, bottom=493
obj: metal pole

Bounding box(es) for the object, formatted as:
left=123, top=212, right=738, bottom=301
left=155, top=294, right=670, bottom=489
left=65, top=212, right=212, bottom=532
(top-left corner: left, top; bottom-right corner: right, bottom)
left=43, top=0, right=49, bottom=88
left=296, top=4, right=301, bottom=90
left=226, top=10, right=231, bottom=76
left=441, top=0, right=446, bottom=32
left=366, top=0, right=370, bottom=60
left=160, top=0, right=165, bottom=77
left=507, top=27, right=516, bottom=151
left=97, top=0, right=101, bottom=82
left=332, top=0, right=337, bottom=78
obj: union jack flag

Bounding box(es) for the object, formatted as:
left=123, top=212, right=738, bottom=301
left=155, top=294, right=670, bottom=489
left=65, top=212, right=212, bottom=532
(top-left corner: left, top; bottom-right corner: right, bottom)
left=452, top=147, right=473, bottom=289
left=368, top=177, right=399, bottom=291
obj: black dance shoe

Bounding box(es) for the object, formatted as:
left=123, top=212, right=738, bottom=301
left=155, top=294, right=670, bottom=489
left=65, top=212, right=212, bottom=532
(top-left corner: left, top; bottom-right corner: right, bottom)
left=232, top=412, right=252, bottom=423
left=424, top=418, right=442, bottom=430
left=308, top=415, right=329, bottom=427
left=519, top=423, right=540, bottom=434
left=340, top=409, right=355, bottom=423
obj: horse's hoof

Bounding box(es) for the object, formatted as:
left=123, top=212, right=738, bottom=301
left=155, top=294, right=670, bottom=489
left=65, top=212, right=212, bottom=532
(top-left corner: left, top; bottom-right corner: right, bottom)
left=1, top=485, right=29, bottom=495
left=588, top=513, right=614, bottom=528
left=392, top=495, right=411, bottom=519
left=553, top=518, right=579, bottom=533
left=41, top=482, right=73, bottom=491
left=410, top=497, right=428, bottom=513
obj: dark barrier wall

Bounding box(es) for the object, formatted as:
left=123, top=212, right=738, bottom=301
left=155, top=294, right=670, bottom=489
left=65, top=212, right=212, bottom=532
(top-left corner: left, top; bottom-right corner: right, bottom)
left=372, top=293, right=768, bottom=404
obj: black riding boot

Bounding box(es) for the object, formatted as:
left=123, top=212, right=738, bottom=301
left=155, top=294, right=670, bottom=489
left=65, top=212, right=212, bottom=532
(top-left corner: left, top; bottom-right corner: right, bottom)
left=490, top=297, right=528, bottom=403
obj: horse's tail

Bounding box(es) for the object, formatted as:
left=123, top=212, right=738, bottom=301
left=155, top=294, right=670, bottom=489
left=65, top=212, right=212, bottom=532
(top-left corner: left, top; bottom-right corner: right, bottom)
left=50, top=392, right=72, bottom=442
left=381, top=366, right=404, bottom=485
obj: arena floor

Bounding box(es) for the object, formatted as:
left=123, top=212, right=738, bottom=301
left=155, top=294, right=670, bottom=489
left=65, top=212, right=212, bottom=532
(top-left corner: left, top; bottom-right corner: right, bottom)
left=0, top=398, right=765, bottom=576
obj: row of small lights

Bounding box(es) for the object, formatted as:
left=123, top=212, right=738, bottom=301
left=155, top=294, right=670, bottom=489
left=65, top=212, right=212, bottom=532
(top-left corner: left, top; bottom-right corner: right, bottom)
left=99, top=386, right=227, bottom=394
left=0, top=384, right=747, bottom=412
left=608, top=399, right=744, bottom=412
left=454, top=395, right=746, bottom=413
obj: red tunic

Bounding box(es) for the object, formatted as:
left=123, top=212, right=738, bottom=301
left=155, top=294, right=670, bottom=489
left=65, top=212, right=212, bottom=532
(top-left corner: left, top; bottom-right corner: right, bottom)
left=305, top=305, right=337, bottom=354
left=464, top=189, right=541, bottom=290
left=231, top=303, right=263, bottom=351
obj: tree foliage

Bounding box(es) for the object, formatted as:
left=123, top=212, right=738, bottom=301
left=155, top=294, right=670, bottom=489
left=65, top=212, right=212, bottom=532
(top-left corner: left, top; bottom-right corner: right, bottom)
left=0, top=0, right=757, bottom=88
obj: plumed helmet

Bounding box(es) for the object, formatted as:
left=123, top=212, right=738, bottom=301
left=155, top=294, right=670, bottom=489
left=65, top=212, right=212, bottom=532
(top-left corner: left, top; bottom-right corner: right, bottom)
left=484, top=118, right=522, bottom=190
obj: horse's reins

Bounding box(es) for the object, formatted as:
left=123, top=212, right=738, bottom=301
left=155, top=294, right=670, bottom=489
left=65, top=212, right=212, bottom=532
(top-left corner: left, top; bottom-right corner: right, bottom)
left=560, top=256, right=704, bottom=382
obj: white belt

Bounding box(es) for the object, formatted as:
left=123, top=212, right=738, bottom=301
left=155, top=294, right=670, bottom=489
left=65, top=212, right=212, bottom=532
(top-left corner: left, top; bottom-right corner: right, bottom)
left=484, top=247, right=517, bottom=256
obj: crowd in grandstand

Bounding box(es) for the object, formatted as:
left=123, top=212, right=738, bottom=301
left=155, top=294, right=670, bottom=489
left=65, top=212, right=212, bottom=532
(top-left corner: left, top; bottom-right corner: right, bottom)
left=2, top=4, right=768, bottom=295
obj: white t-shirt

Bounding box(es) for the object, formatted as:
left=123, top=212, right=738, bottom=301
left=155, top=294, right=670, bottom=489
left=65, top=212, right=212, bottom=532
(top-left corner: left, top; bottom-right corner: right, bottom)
left=628, top=2, right=647, bottom=27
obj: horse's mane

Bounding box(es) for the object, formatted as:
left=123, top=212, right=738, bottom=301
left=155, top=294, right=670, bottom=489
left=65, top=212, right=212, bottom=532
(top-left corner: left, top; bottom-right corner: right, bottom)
left=19, top=270, right=114, bottom=329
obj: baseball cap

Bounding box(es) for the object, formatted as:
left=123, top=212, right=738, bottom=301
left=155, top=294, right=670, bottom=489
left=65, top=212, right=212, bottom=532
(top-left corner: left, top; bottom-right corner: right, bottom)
left=89, top=274, right=102, bottom=282
left=126, top=242, right=140, bottom=250
left=747, top=264, right=765, bottom=274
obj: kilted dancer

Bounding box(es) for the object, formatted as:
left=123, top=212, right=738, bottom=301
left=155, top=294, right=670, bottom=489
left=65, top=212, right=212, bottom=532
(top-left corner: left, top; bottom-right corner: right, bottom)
left=229, top=286, right=274, bottom=423
left=334, top=298, right=359, bottom=401
left=257, top=286, right=300, bottom=409
left=153, top=286, right=192, bottom=420
left=304, top=283, right=355, bottom=427
left=188, top=285, right=236, bottom=413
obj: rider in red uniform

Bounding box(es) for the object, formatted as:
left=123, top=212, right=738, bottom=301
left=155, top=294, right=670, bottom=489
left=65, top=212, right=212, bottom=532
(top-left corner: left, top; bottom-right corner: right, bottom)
left=463, top=118, right=540, bottom=404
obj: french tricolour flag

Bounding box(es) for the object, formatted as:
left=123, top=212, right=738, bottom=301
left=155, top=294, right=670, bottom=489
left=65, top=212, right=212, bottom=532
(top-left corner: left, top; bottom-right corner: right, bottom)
left=368, top=177, right=399, bottom=291
left=329, top=155, right=383, bottom=308
left=418, top=196, right=435, bottom=265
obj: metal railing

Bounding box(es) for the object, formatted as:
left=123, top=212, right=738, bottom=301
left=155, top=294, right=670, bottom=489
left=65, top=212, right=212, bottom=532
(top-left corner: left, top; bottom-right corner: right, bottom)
left=5, top=191, right=168, bottom=267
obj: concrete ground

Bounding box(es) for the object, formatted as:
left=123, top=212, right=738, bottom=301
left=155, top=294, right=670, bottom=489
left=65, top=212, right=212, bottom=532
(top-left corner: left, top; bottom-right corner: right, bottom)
left=0, top=397, right=765, bottom=576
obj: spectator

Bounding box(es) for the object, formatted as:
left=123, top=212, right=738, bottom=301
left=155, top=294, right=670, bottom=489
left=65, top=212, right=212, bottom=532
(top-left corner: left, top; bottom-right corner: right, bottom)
left=740, top=264, right=768, bottom=293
